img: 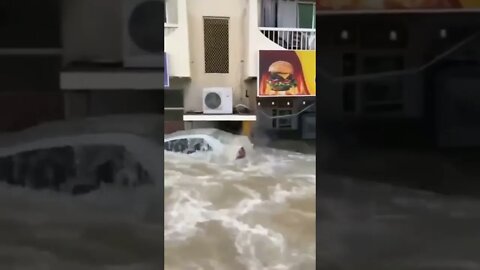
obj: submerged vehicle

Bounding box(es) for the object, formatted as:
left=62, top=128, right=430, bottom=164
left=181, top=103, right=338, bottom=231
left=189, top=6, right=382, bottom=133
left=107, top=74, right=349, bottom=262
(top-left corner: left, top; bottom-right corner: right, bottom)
left=164, top=128, right=252, bottom=160
left=0, top=114, right=164, bottom=195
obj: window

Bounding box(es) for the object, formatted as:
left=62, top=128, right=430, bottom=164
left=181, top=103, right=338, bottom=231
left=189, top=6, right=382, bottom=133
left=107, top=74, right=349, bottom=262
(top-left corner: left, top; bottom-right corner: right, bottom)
left=165, top=138, right=212, bottom=154
left=2, top=144, right=152, bottom=194
left=343, top=84, right=356, bottom=113
left=301, top=113, right=316, bottom=139
left=74, top=145, right=151, bottom=192
left=165, top=90, right=184, bottom=121
left=448, top=78, right=480, bottom=128
left=0, top=156, right=14, bottom=184
left=188, top=138, right=213, bottom=153
left=11, top=146, right=76, bottom=191
left=272, top=109, right=293, bottom=129
left=342, top=53, right=357, bottom=113
left=203, top=17, right=229, bottom=73
left=272, top=109, right=277, bottom=128
left=165, top=139, right=188, bottom=153
left=297, top=2, right=316, bottom=29
left=360, top=56, right=405, bottom=113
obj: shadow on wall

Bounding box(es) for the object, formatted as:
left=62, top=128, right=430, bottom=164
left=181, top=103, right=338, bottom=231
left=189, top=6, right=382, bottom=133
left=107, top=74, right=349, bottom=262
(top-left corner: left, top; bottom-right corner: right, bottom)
left=217, top=121, right=243, bottom=135
left=165, top=121, right=184, bottom=134
left=0, top=93, right=64, bottom=132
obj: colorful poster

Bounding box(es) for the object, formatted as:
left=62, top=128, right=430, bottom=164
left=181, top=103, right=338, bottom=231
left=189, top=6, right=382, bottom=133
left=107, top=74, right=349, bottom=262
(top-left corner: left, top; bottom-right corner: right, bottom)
left=316, top=0, right=480, bottom=10
left=258, top=50, right=316, bottom=97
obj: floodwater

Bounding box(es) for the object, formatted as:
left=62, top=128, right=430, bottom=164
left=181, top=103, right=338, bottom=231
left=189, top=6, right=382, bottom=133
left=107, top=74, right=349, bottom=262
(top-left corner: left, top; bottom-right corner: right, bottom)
left=0, top=131, right=315, bottom=270
left=317, top=174, right=480, bottom=270
left=164, top=147, right=316, bottom=270
left=3, top=126, right=480, bottom=270
left=0, top=182, right=163, bottom=270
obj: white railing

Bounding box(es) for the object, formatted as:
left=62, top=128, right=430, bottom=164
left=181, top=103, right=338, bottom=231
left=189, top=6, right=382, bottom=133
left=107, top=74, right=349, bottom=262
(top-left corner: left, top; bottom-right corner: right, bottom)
left=259, top=27, right=316, bottom=50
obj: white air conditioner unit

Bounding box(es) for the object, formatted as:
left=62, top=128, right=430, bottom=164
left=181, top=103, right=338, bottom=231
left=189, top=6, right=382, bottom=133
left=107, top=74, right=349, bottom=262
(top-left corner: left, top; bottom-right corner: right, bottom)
left=202, top=87, right=233, bottom=114
left=123, top=0, right=164, bottom=68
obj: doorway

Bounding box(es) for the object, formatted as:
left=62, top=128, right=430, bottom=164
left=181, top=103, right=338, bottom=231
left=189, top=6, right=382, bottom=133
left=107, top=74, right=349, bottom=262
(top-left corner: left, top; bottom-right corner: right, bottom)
left=434, top=62, right=480, bottom=147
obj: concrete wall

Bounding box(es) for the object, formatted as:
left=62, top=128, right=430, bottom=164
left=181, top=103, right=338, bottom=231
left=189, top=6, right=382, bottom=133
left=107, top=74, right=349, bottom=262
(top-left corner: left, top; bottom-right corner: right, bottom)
left=183, top=0, right=253, bottom=112
left=165, top=0, right=191, bottom=77
left=165, top=121, right=184, bottom=134
left=0, top=93, right=64, bottom=132
left=169, top=0, right=315, bottom=112
left=64, top=91, right=163, bottom=119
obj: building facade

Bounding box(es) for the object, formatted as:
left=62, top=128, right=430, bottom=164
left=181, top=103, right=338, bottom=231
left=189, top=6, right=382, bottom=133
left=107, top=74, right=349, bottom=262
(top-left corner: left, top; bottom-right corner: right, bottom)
left=165, top=0, right=317, bottom=139
left=316, top=1, right=480, bottom=148
left=0, top=0, right=63, bottom=132
left=61, top=0, right=165, bottom=119
left=0, top=0, right=166, bottom=132
left=0, top=0, right=316, bottom=138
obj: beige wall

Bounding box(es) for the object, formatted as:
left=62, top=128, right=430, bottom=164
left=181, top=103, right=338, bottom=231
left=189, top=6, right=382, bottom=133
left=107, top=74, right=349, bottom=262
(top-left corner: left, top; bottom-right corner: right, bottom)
left=62, top=0, right=122, bottom=65
left=183, top=0, right=254, bottom=112
left=165, top=0, right=191, bottom=77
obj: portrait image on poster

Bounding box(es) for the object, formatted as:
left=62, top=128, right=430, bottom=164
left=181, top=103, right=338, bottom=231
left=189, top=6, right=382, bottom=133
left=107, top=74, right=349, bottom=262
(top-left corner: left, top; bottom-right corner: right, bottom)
left=258, top=50, right=315, bottom=97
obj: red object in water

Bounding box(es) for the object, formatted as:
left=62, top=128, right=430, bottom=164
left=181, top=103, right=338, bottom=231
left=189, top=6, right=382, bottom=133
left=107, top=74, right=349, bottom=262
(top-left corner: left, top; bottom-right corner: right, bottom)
left=236, top=147, right=246, bottom=159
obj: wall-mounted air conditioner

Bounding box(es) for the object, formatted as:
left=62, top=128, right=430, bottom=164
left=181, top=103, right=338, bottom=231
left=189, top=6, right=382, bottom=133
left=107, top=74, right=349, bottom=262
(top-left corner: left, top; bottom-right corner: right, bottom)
left=123, top=0, right=164, bottom=68
left=202, top=87, right=233, bottom=114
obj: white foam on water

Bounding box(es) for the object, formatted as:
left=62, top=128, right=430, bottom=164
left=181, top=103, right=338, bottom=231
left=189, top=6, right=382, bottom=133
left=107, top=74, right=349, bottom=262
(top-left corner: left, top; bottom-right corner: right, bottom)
left=317, top=173, right=480, bottom=270
left=164, top=135, right=316, bottom=270
left=0, top=180, right=164, bottom=269
left=0, top=129, right=315, bottom=270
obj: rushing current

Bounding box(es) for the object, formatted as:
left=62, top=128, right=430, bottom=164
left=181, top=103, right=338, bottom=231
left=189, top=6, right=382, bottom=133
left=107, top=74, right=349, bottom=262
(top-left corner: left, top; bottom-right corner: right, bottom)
left=164, top=146, right=316, bottom=270
left=0, top=130, right=316, bottom=270
left=0, top=182, right=164, bottom=270
left=3, top=126, right=480, bottom=270
left=317, top=174, right=480, bottom=270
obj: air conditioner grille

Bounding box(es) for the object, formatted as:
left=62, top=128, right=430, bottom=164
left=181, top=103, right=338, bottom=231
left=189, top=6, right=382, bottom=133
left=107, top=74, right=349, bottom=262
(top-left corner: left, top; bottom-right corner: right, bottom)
left=128, top=0, right=164, bottom=54
left=204, top=92, right=222, bottom=109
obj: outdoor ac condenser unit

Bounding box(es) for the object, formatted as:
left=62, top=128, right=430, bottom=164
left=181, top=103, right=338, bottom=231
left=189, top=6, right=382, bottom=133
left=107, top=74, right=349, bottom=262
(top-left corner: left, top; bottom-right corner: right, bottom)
left=202, top=87, right=233, bottom=114
left=123, top=0, right=164, bottom=68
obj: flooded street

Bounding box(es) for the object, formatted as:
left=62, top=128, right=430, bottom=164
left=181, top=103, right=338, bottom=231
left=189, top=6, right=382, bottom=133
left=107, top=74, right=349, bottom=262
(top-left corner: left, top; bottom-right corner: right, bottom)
left=0, top=182, right=163, bottom=270
left=0, top=132, right=315, bottom=270
left=164, top=147, right=316, bottom=270
left=317, top=174, right=480, bottom=270
left=2, top=128, right=480, bottom=270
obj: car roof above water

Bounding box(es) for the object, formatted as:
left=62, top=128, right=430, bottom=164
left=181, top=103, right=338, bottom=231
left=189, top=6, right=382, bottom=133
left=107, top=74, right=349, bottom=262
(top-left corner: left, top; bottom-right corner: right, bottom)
left=0, top=114, right=163, bottom=150
left=165, top=128, right=237, bottom=144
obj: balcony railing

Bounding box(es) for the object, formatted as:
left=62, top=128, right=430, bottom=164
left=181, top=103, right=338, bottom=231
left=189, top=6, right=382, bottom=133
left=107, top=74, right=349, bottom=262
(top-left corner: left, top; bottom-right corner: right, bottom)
left=259, top=27, right=316, bottom=50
